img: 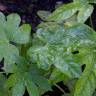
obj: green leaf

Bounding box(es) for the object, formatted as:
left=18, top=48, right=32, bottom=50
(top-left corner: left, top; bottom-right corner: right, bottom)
left=48, top=2, right=81, bottom=23
left=12, top=81, right=25, bottom=96
left=11, top=24, right=31, bottom=44
left=7, top=57, right=51, bottom=96
left=37, top=10, right=51, bottom=21
left=28, top=22, right=96, bottom=78
left=6, top=13, right=31, bottom=44
left=0, top=12, right=31, bottom=72
left=74, top=54, right=96, bottom=96
left=48, top=2, right=93, bottom=23
left=28, top=63, right=52, bottom=92
left=74, top=0, right=96, bottom=3
left=89, top=0, right=96, bottom=3
left=49, top=68, right=69, bottom=83
left=0, top=74, right=8, bottom=96
left=93, top=90, right=96, bottom=96
left=0, top=12, right=6, bottom=28
left=26, top=80, right=39, bottom=96
left=0, top=43, right=19, bottom=72
left=77, top=4, right=93, bottom=23
left=28, top=23, right=77, bottom=77
left=6, top=13, right=21, bottom=29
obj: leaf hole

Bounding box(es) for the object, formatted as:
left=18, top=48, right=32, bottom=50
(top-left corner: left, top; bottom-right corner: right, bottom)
left=10, top=41, right=17, bottom=46
left=0, top=58, right=4, bottom=72
left=81, top=64, right=86, bottom=72
left=23, top=89, right=29, bottom=96
left=72, top=51, right=79, bottom=54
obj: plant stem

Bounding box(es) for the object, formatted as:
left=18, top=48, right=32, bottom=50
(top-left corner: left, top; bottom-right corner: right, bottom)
left=54, top=84, right=66, bottom=95
left=89, top=16, right=94, bottom=29
left=20, top=44, right=27, bottom=57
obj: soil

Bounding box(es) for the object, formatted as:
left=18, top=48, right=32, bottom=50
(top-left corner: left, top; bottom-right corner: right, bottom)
left=0, top=0, right=96, bottom=96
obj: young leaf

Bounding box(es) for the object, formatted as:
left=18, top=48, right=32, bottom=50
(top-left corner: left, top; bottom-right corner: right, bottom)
left=47, top=2, right=93, bottom=23
left=47, top=2, right=81, bottom=23
left=37, top=10, right=51, bottom=21
left=77, top=4, right=93, bottom=23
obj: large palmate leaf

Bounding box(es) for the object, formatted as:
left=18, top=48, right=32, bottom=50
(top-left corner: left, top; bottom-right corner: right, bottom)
left=28, top=22, right=96, bottom=78
left=7, top=57, right=51, bottom=96
left=0, top=12, right=31, bottom=72
left=47, top=2, right=93, bottom=23
left=74, top=53, right=96, bottom=96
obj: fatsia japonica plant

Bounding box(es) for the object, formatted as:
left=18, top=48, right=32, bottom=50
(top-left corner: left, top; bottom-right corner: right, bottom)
left=0, top=0, right=96, bottom=96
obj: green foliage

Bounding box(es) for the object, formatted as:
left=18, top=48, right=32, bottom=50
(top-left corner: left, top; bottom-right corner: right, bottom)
left=47, top=2, right=93, bottom=23
left=0, top=0, right=96, bottom=96
left=74, top=0, right=96, bottom=3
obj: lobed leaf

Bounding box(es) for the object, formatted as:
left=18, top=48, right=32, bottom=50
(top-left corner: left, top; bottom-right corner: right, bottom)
left=47, top=2, right=93, bottom=23
left=48, top=2, right=81, bottom=23
left=7, top=57, right=51, bottom=96
left=6, top=13, right=31, bottom=44
left=28, top=23, right=96, bottom=78
left=0, top=12, right=31, bottom=72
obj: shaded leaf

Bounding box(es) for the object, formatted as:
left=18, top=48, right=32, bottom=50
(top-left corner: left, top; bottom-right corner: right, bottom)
left=7, top=57, right=51, bottom=96
left=12, top=81, right=25, bottom=96
left=0, top=43, right=19, bottom=72
left=49, top=68, right=69, bottom=83
left=0, top=74, right=8, bottom=96
left=26, top=79, right=39, bottom=96
left=37, top=11, right=51, bottom=21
